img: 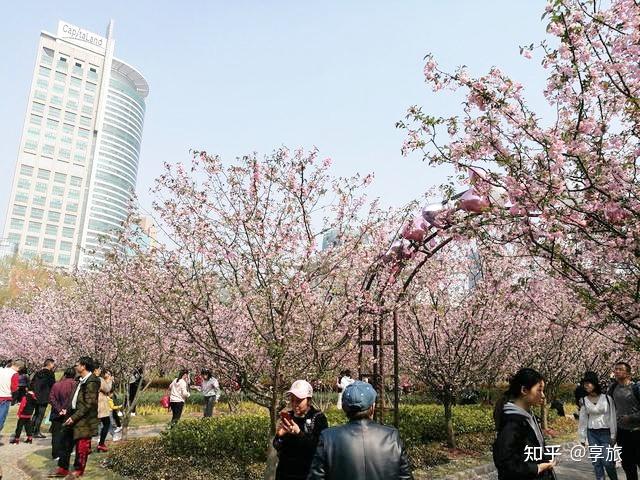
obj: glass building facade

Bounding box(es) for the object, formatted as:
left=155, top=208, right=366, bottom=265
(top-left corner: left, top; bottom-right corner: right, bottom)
left=2, top=20, right=149, bottom=268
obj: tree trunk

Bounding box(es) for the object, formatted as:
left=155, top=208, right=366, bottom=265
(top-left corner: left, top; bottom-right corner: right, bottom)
left=540, top=402, right=549, bottom=430
left=444, top=396, right=456, bottom=449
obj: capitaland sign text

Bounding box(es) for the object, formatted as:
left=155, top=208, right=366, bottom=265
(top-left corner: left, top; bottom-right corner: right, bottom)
left=61, top=24, right=104, bottom=48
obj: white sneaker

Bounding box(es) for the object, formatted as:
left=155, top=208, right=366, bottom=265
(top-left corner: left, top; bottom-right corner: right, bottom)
left=130, top=412, right=136, bottom=416
left=114, top=427, right=122, bottom=433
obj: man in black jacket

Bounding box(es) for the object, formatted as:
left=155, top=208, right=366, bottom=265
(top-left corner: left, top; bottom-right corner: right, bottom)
left=30, top=358, right=56, bottom=438
left=307, top=381, right=413, bottom=480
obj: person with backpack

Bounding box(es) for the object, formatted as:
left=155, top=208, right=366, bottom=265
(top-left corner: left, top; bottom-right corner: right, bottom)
left=578, top=371, right=619, bottom=480
left=10, top=388, right=37, bottom=444
left=274, top=380, right=328, bottom=480
left=30, top=358, right=56, bottom=438
left=492, top=368, right=557, bottom=480
left=608, top=361, right=640, bottom=480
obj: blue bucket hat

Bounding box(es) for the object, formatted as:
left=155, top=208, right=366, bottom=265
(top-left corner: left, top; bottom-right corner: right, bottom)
left=342, top=380, right=377, bottom=412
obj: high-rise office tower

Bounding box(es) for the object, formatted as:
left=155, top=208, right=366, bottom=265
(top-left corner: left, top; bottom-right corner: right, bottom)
left=2, top=20, right=149, bottom=268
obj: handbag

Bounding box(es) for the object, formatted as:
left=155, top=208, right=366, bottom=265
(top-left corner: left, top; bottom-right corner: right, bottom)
left=160, top=394, right=170, bottom=409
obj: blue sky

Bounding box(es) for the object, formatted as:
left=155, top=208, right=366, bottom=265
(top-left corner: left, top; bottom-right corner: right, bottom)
left=0, top=1, right=551, bottom=229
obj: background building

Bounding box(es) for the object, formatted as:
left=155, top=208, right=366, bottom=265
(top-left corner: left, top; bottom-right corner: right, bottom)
left=2, top=20, right=148, bottom=269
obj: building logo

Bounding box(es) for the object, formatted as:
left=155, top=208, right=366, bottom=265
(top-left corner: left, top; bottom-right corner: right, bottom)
left=57, top=21, right=106, bottom=51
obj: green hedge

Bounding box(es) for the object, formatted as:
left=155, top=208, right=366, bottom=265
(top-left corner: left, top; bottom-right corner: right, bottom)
left=163, top=415, right=272, bottom=463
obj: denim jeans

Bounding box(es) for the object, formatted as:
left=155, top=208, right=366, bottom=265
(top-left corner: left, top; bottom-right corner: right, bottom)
left=204, top=396, right=216, bottom=417
left=0, top=399, right=10, bottom=434
left=587, top=428, right=619, bottom=480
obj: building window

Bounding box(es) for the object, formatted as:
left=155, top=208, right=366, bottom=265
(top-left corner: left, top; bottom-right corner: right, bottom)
left=70, top=77, right=81, bottom=88
left=43, top=238, right=56, bottom=249
left=88, top=68, right=98, bottom=81
left=45, top=224, right=57, bottom=236
left=10, top=218, right=24, bottom=230
left=37, top=169, right=50, bottom=180
left=32, top=102, right=45, bottom=114
left=25, top=236, right=39, bottom=247
left=47, top=211, right=61, bottom=222
left=34, top=90, right=47, bottom=101
left=46, top=119, right=59, bottom=130
left=62, top=227, right=74, bottom=238
left=85, top=82, right=96, bottom=93
left=17, top=178, right=31, bottom=190
left=51, top=95, right=63, bottom=106
left=50, top=199, right=62, bottom=210
left=33, top=195, right=46, bottom=206
left=76, top=141, right=88, bottom=151
left=12, top=205, right=27, bottom=217
left=7, top=233, right=21, bottom=245
left=68, top=88, right=80, bottom=99
left=54, top=172, right=67, bottom=184
left=39, top=66, right=51, bottom=77
left=60, top=241, right=72, bottom=252
left=42, top=144, right=55, bottom=156
left=70, top=176, right=82, bottom=187
left=28, top=221, right=42, bottom=233
left=26, top=127, right=40, bottom=139
left=30, top=208, right=44, bottom=220
left=20, top=165, right=34, bottom=176
left=54, top=71, right=66, bottom=82
left=64, top=214, right=77, bottom=225
left=77, top=129, right=90, bottom=139
left=41, top=253, right=54, bottom=263
left=81, top=105, right=93, bottom=116
left=30, top=114, right=43, bottom=125
left=64, top=112, right=77, bottom=123
left=48, top=107, right=61, bottom=119
left=15, top=192, right=29, bottom=203
left=52, top=186, right=64, bottom=196
left=66, top=202, right=78, bottom=212
left=73, top=63, right=82, bottom=76
left=44, top=131, right=56, bottom=142
left=79, top=116, right=91, bottom=127
left=66, top=100, right=78, bottom=111
left=24, top=140, right=38, bottom=151
left=57, top=254, right=71, bottom=265
left=36, top=78, right=48, bottom=89
left=73, top=153, right=85, bottom=164
left=62, top=124, right=74, bottom=135
left=22, top=250, right=37, bottom=260
left=35, top=182, right=47, bottom=193
left=59, top=149, right=71, bottom=159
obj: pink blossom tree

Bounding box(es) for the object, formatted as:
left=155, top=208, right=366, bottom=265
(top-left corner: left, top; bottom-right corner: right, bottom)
left=399, top=0, right=640, bottom=344
left=118, top=148, right=387, bottom=431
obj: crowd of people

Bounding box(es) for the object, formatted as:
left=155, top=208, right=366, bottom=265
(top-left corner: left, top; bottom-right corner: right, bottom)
left=0, top=357, right=639, bottom=480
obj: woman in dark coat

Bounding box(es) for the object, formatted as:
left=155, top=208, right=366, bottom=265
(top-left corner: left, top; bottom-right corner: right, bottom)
left=493, top=368, right=557, bottom=480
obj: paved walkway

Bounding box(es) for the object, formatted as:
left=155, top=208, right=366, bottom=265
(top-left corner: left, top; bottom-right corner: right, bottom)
left=555, top=458, right=627, bottom=480
left=0, top=425, right=166, bottom=480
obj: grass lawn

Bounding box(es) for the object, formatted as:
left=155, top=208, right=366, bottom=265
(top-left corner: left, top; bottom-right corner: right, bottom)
left=24, top=448, right=124, bottom=479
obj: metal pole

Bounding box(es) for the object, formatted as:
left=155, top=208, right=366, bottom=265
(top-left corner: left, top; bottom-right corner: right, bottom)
left=378, top=311, right=385, bottom=424
left=393, top=309, right=400, bottom=428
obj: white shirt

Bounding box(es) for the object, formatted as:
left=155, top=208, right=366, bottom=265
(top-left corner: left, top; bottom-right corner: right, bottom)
left=169, top=378, right=191, bottom=403
left=336, top=376, right=355, bottom=409
left=578, top=394, right=617, bottom=443
left=71, top=372, right=92, bottom=410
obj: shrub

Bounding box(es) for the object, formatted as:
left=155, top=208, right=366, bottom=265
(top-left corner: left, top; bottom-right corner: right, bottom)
left=106, top=436, right=266, bottom=480
left=398, top=404, right=494, bottom=447
left=163, top=415, right=271, bottom=463
left=407, top=443, right=450, bottom=469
